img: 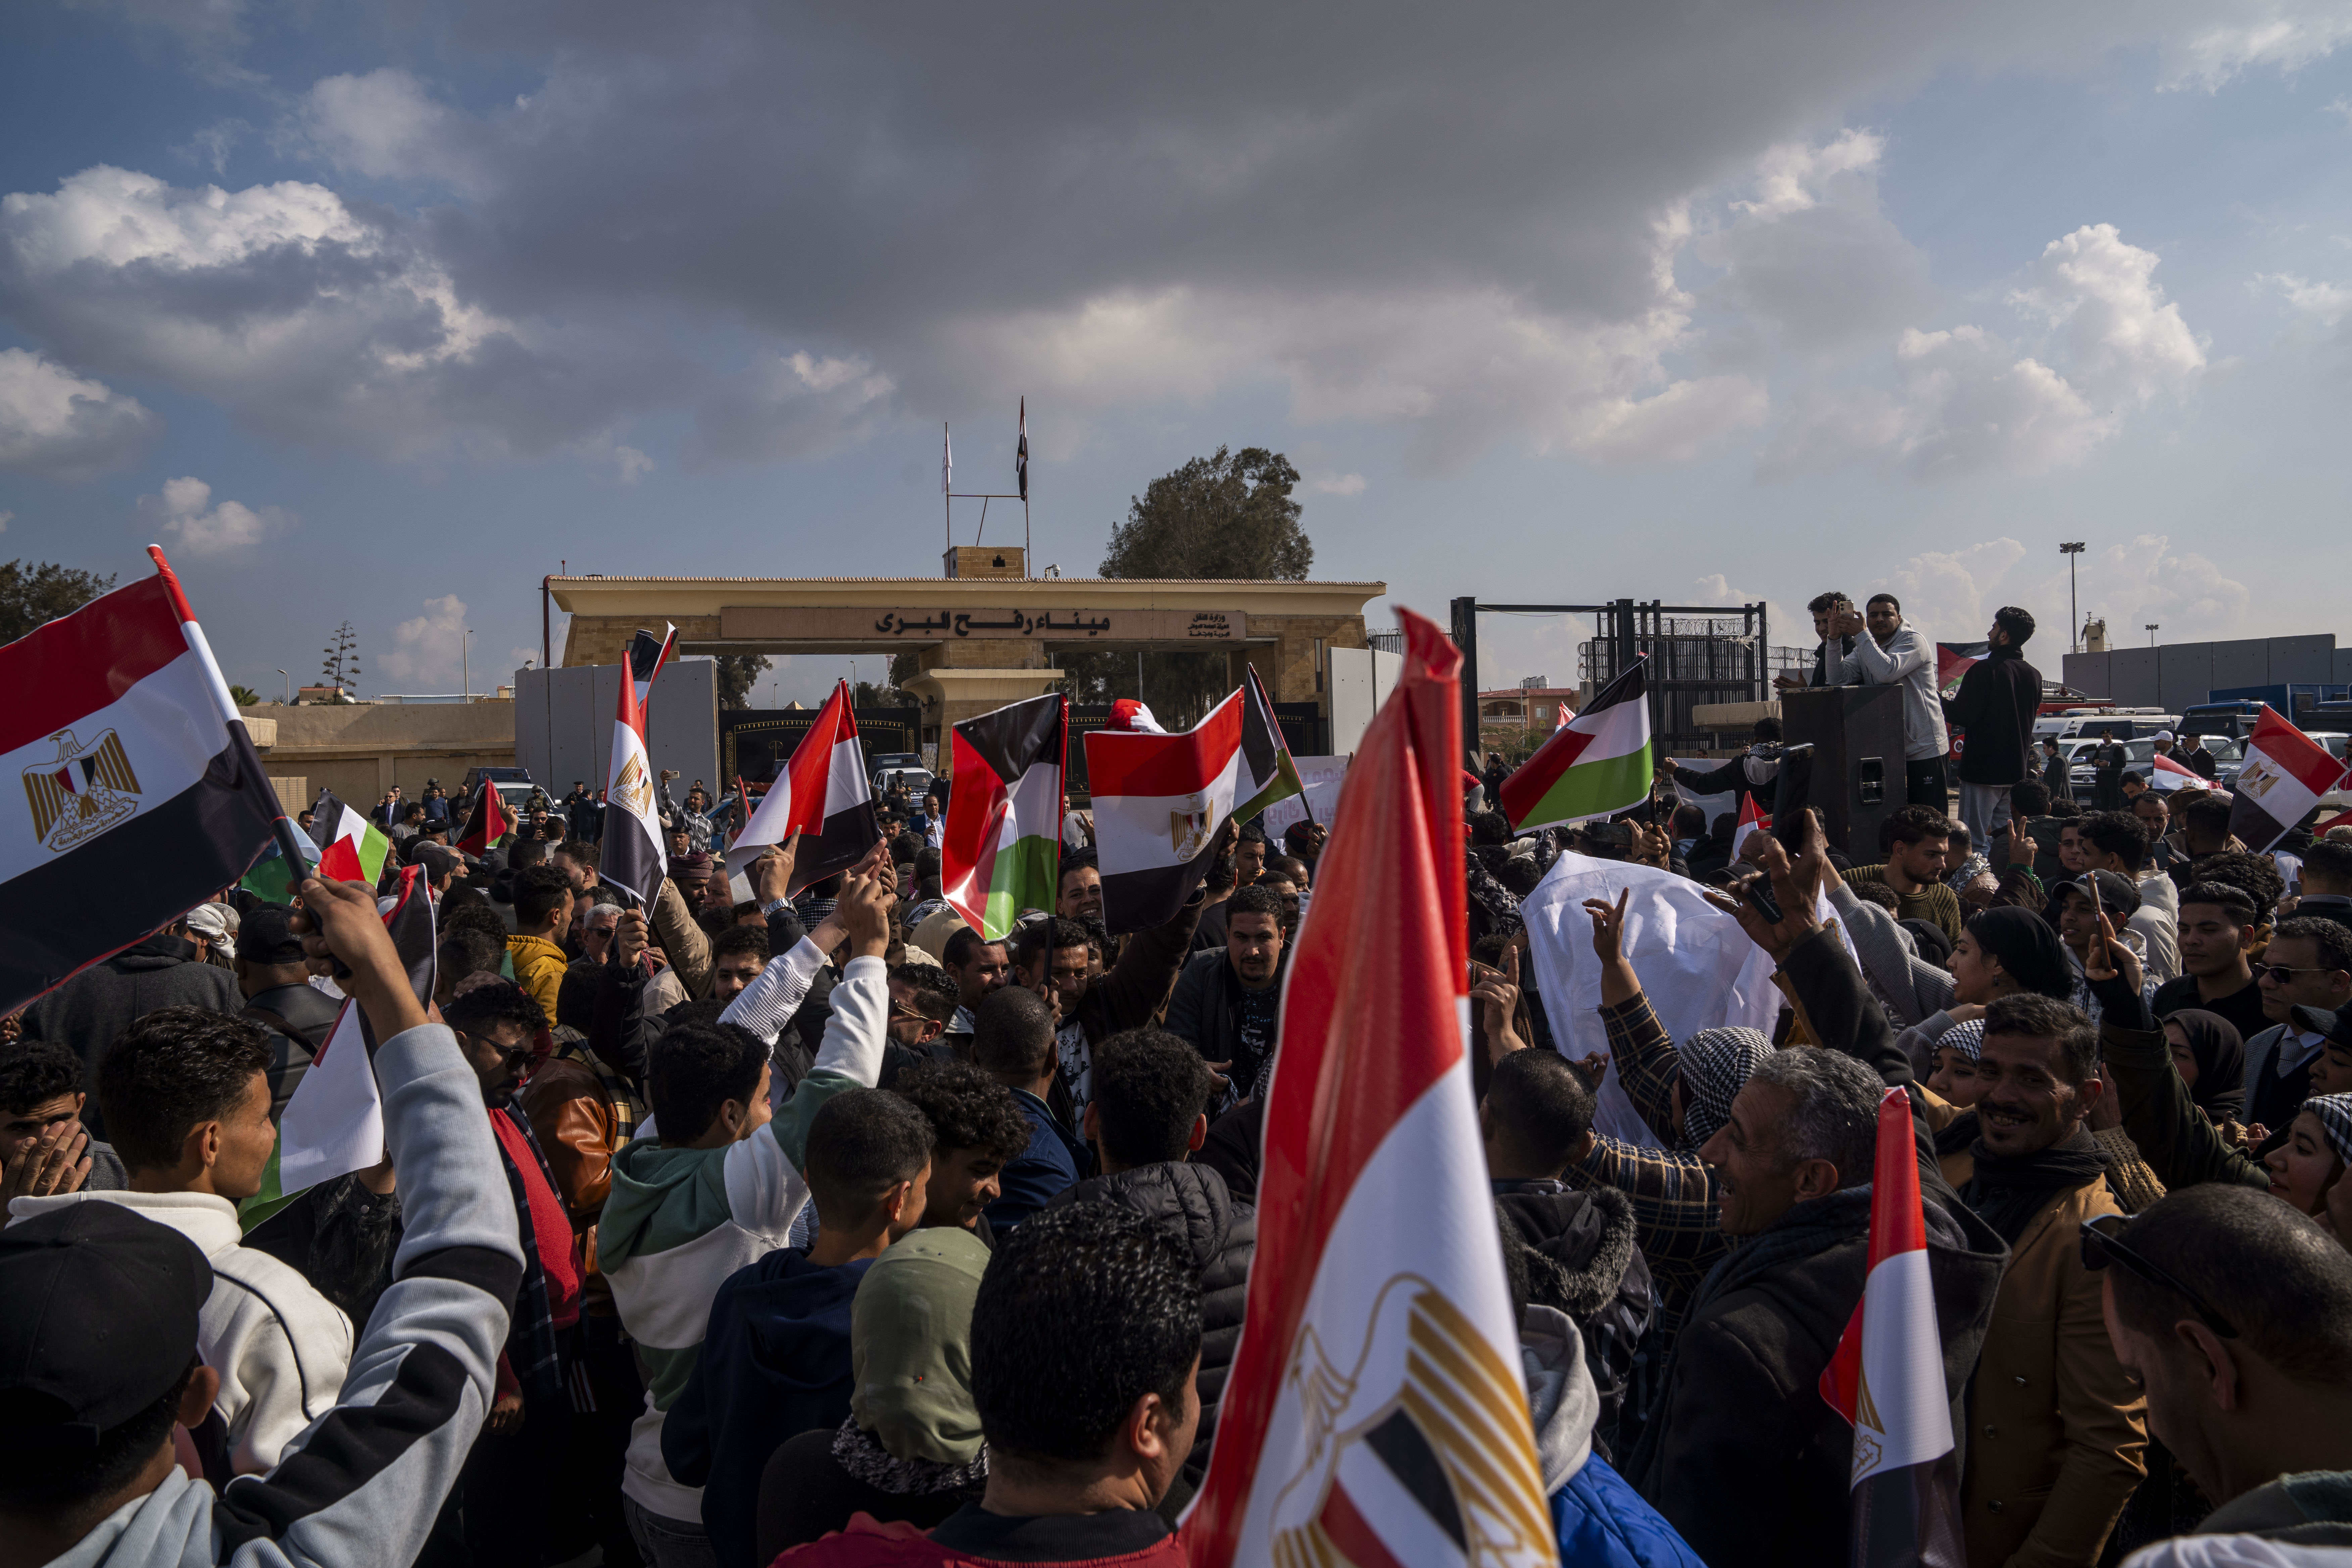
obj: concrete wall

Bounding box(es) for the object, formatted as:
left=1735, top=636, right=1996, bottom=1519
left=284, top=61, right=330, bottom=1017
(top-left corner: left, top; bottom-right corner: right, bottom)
left=2064, top=633, right=2343, bottom=712
left=512, top=660, right=719, bottom=800
left=242, top=700, right=516, bottom=813
left=1328, top=645, right=1402, bottom=754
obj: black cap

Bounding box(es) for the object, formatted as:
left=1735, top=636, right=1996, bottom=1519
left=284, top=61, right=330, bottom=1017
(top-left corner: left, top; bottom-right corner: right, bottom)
left=2290, top=1001, right=2352, bottom=1049
left=2057, top=870, right=2141, bottom=920
left=415, top=843, right=460, bottom=880
left=0, top=1205, right=210, bottom=1448
left=238, top=903, right=308, bottom=966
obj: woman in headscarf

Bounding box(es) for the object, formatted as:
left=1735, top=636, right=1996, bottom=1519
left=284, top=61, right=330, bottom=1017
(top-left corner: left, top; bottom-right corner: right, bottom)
left=756, top=1227, right=990, bottom=1559
left=2264, top=1091, right=2352, bottom=1222
left=2158, top=1008, right=2247, bottom=1126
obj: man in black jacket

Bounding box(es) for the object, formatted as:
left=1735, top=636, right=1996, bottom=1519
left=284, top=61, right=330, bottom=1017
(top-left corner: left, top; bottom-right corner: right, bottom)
left=1166, top=885, right=1286, bottom=1100
left=19, top=915, right=241, bottom=1140
left=1624, top=815, right=2007, bottom=1568
left=1049, top=1027, right=1253, bottom=1512
left=1661, top=716, right=1783, bottom=813
left=1944, top=604, right=2044, bottom=847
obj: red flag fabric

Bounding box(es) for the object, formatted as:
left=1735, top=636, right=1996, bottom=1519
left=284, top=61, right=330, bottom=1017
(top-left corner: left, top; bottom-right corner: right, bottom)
left=1181, top=608, right=1551, bottom=1568
left=2229, top=705, right=2351, bottom=853
left=1731, top=792, right=1770, bottom=862
left=721, top=679, right=879, bottom=893
left=454, top=775, right=513, bottom=856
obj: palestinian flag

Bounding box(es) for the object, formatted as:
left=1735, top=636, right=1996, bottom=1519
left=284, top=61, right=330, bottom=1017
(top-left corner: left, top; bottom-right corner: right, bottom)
left=2148, top=752, right=2203, bottom=793
left=1498, top=658, right=1652, bottom=831
left=1236, top=666, right=1307, bottom=824
left=722, top=679, right=880, bottom=893
left=2228, top=705, right=2351, bottom=853
left=941, top=694, right=1066, bottom=939
left=242, top=865, right=437, bottom=1231
left=1820, top=1087, right=1966, bottom=1568
left=1, top=548, right=284, bottom=1015
left=1181, top=610, right=1552, bottom=1568
left=1086, top=682, right=1303, bottom=934
left=601, top=646, right=670, bottom=905
left=454, top=775, right=513, bottom=856
left=307, top=790, right=393, bottom=887
left=628, top=623, right=677, bottom=713
left=1936, top=641, right=1988, bottom=699
left=240, top=822, right=321, bottom=903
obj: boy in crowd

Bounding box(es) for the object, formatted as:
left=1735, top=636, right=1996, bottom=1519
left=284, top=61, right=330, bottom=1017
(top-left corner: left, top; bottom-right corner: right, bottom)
left=0, top=1038, right=125, bottom=1196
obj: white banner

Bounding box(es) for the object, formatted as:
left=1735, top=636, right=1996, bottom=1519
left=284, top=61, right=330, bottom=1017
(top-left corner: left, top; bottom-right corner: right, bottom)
left=1258, top=755, right=1349, bottom=840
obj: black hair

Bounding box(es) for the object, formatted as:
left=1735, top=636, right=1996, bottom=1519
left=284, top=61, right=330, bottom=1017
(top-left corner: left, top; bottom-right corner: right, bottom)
left=1057, top=850, right=1099, bottom=893
left=803, top=1088, right=934, bottom=1227
left=2183, top=798, right=2235, bottom=840
left=2106, top=1184, right=2352, bottom=1384
left=2010, top=779, right=2053, bottom=816
left=892, top=831, right=926, bottom=866
left=1282, top=820, right=1318, bottom=848
left=944, top=926, right=1008, bottom=971
left=2187, top=852, right=2285, bottom=922
left=973, top=986, right=1055, bottom=1080
left=1468, top=811, right=1512, bottom=848
left=1866, top=592, right=1900, bottom=611
left=2079, top=811, right=2149, bottom=871
left=1237, top=823, right=1267, bottom=846
left=970, top=1203, right=1202, bottom=1466
left=1494, top=856, right=1544, bottom=898
left=890, top=963, right=961, bottom=1023
left=1993, top=605, right=2035, bottom=645
left=555, top=839, right=600, bottom=871
left=1849, top=880, right=1902, bottom=913
left=710, top=924, right=772, bottom=965
left=1484, top=1049, right=1595, bottom=1177
left=511, top=864, right=571, bottom=926
left=2302, top=838, right=2352, bottom=891
left=510, top=837, right=551, bottom=869
left=1092, top=1029, right=1214, bottom=1166
left=1885, top=804, right=1955, bottom=848
left=96, top=1008, right=269, bottom=1172
left=0, top=1039, right=82, bottom=1116
left=1983, top=992, right=2100, bottom=1086
left=646, top=1023, right=767, bottom=1143
left=0, top=1359, right=198, bottom=1515
left=914, top=846, right=942, bottom=883
left=436, top=926, right=506, bottom=984
left=1671, top=803, right=1708, bottom=839
left=1014, top=916, right=1093, bottom=973
left=2120, top=771, right=2144, bottom=788
left=2271, top=916, right=2352, bottom=977
left=894, top=1060, right=1032, bottom=1160
left=1206, top=855, right=1237, bottom=895
left=442, top=981, right=547, bottom=1045
left=1226, top=885, right=1283, bottom=925
left=1752, top=715, right=1782, bottom=741
left=1807, top=591, right=1847, bottom=616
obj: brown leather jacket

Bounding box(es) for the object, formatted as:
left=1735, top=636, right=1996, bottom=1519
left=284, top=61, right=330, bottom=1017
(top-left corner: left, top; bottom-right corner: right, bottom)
left=520, top=1053, right=634, bottom=1314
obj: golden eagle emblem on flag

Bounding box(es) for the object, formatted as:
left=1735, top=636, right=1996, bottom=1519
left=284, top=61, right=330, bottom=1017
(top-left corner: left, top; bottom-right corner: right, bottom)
left=1169, top=791, right=1214, bottom=861
left=24, top=729, right=142, bottom=854
left=612, top=751, right=654, bottom=817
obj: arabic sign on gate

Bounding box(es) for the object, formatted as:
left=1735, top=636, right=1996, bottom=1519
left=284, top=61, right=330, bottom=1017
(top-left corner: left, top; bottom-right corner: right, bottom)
left=720, top=607, right=1248, bottom=642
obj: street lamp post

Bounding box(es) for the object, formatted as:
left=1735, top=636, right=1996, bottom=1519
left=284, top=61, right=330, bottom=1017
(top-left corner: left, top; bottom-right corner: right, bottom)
left=462, top=630, right=472, bottom=701
left=2061, top=542, right=2086, bottom=652
left=2146, top=624, right=2160, bottom=648
left=277, top=669, right=288, bottom=704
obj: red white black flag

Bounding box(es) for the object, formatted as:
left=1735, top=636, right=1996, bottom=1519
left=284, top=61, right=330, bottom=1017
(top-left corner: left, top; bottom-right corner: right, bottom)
left=2228, top=705, right=2349, bottom=853
left=723, top=679, right=879, bottom=893
left=601, top=646, right=669, bottom=904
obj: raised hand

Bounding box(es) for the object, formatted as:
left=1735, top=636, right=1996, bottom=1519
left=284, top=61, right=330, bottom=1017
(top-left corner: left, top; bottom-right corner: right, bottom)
left=614, top=908, right=650, bottom=969
left=749, top=834, right=799, bottom=905
left=2, top=1118, right=92, bottom=1199
left=294, top=874, right=426, bottom=1044
left=1471, top=945, right=1525, bottom=1062
left=836, top=870, right=894, bottom=960
left=1582, top=888, right=1630, bottom=967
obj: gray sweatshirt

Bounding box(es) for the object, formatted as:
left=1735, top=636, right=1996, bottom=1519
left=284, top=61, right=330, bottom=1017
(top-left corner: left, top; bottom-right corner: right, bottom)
left=43, top=1022, right=521, bottom=1568
left=1823, top=619, right=1951, bottom=763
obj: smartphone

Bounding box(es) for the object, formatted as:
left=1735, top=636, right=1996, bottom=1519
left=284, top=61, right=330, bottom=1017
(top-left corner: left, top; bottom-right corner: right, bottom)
left=1468, top=959, right=1507, bottom=989
left=1736, top=870, right=1785, bottom=925
left=1772, top=744, right=1815, bottom=850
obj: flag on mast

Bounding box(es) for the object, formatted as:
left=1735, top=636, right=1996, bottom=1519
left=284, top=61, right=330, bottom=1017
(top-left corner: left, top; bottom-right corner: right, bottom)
left=941, top=423, right=953, bottom=495
left=1499, top=657, right=1653, bottom=831
left=1181, top=609, right=1553, bottom=1568
left=941, top=693, right=1065, bottom=939
left=721, top=680, right=880, bottom=891
left=2227, top=705, right=2350, bottom=852
left=1016, top=397, right=1029, bottom=502
left=601, top=648, right=669, bottom=904
left=1, top=547, right=284, bottom=1014
left=1236, top=665, right=1307, bottom=824
left=1820, top=1087, right=1967, bottom=1568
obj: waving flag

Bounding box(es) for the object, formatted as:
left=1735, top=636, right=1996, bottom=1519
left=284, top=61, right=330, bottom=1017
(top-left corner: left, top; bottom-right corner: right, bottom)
left=628, top=624, right=678, bottom=713
left=722, top=679, right=880, bottom=892
left=1184, top=609, right=1551, bottom=1568
left=1236, top=666, right=1308, bottom=824
left=242, top=866, right=437, bottom=1230
left=1732, top=792, right=1770, bottom=862
left=1821, top=1087, right=1965, bottom=1568
left=240, top=827, right=322, bottom=904
left=1499, top=658, right=1651, bottom=831
left=601, top=648, right=669, bottom=904
left=941, top=423, right=953, bottom=495
left=2148, top=752, right=2202, bottom=794
left=1086, top=682, right=1300, bottom=933
left=2, top=548, right=283, bottom=1014
left=308, top=789, right=393, bottom=888
left=453, top=774, right=514, bottom=856
left=942, top=694, right=1065, bottom=939
left=2228, top=706, right=2349, bottom=852
left=1936, top=641, right=1988, bottom=699
left=1016, top=397, right=1029, bottom=502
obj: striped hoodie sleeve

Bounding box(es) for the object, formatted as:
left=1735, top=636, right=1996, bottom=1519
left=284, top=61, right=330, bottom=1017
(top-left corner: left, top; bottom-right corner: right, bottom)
left=718, top=933, right=832, bottom=1047
left=211, top=1022, right=523, bottom=1565
left=724, top=954, right=891, bottom=1225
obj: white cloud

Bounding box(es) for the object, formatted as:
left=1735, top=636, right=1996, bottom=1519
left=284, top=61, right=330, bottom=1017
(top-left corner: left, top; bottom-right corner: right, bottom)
left=2265, top=271, right=2352, bottom=327
left=2009, top=224, right=2206, bottom=406
left=1306, top=472, right=1366, bottom=496
left=0, top=347, right=160, bottom=477
left=1876, top=532, right=2249, bottom=647
left=690, top=350, right=897, bottom=466
left=2160, top=1, right=2352, bottom=88
left=296, top=70, right=485, bottom=192
left=0, top=509, right=11, bottom=533
left=379, top=593, right=469, bottom=687
left=134, top=475, right=295, bottom=555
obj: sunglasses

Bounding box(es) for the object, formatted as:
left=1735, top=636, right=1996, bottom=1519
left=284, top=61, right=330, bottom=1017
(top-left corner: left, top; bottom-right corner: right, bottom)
left=2079, top=1215, right=2238, bottom=1338
left=2257, top=963, right=2347, bottom=984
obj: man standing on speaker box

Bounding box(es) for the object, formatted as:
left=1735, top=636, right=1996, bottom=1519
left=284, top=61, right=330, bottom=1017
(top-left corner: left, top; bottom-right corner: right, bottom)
left=1943, top=605, right=2044, bottom=848
left=1822, top=592, right=1953, bottom=813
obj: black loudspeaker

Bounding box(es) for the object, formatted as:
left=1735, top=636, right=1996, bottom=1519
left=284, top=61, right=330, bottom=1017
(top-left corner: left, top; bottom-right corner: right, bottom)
left=1779, top=685, right=1906, bottom=862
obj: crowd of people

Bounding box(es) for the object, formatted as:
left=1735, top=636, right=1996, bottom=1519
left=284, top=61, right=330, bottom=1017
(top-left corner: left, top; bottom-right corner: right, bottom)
left=5, top=601, right=2352, bottom=1568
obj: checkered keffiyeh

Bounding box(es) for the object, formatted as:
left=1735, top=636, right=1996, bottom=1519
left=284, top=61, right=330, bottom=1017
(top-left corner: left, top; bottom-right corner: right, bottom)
left=1938, top=1017, right=1987, bottom=1063
left=1677, top=1026, right=1775, bottom=1154
left=2306, top=1092, right=2352, bottom=1166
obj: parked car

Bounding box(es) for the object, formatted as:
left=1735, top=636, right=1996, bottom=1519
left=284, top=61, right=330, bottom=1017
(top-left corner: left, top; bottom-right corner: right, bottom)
left=869, top=753, right=936, bottom=801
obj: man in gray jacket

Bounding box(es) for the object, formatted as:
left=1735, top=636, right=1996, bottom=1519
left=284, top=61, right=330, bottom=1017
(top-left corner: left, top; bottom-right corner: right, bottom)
left=1824, top=592, right=1951, bottom=810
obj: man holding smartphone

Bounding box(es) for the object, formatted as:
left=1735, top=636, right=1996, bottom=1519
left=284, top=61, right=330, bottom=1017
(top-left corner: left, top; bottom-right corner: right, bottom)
left=1774, top=591, right=1857, bottom=692
left=1823, top=592, right=1952, bottom=810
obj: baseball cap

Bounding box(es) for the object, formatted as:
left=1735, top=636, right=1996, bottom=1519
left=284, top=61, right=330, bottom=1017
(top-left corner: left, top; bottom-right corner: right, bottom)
left=414, top=843, right=461, bottom=881
left=2057, top=870, right=2141, bottom=920
left=239, top=903, right=308, bottom=966
left=0, top=1205, right=210, bottom=1447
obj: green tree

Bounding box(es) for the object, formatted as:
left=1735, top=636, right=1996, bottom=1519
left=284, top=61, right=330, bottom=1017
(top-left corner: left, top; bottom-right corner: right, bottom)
left=715, top=654, right=770, bottom=710
left=0, top=560, right=116, bottom=645
left=1065, top=446, right=1314, bottom=727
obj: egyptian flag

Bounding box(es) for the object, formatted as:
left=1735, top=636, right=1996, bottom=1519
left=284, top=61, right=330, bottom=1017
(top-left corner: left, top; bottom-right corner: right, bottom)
left=628, top=624, right=677, bottom=713
left=1821, top=1087, right=1966, bottom=1568
left=1732, top=792, right=1771, bottom=862
left=2229, top=705, right=2351, bottom=852
left=1181, top=610, right=1554, bottom=1568
left=453, top=775, right=513, bottom=856
left=1, top=547, right=283, bottom=1015
left=1016, top=397, right=1029, bottom=502
left=242, top=865, right=436, bottom=1230
left=1936, top=641, right=1988, bottom=699
left=1499, top=658, right=1651, bottom=831
left=601, top=647, right=670, bottom=904
left=1086, top=683, right=1302, bottom=934
left=2148, top=752, right=2203, bottom=794
left=942, top=694, right=1065, bottom=939
left=307, top=790, right=393, bottom=886
left=722, top=679, right=880, bottom=892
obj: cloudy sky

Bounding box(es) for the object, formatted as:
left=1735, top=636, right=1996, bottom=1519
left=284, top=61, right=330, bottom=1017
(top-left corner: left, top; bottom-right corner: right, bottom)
left=2, top=1, right=2349, bottom=703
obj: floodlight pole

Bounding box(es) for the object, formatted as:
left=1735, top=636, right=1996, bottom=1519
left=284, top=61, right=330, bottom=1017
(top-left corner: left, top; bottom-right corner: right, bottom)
left=2061, top=542, right=2086, bottom=651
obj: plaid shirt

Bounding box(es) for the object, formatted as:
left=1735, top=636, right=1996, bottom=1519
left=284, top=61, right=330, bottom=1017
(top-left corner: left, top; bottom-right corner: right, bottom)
left=1563, top=991, right=1728, bottom=1341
